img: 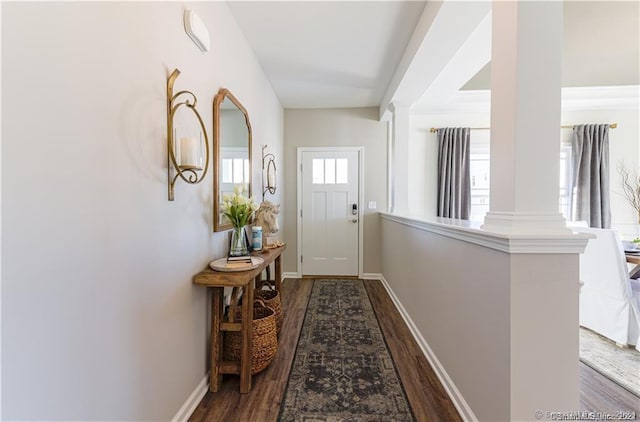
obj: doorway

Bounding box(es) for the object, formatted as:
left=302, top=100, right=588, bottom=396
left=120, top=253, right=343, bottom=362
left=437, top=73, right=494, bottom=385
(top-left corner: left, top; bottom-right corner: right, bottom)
left=297, top=147, right=363, bottom=276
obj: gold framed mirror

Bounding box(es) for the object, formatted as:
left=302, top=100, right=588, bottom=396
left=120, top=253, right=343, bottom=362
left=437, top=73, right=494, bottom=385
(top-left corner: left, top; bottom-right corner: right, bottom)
left=213, top=88, right=252, bottom=232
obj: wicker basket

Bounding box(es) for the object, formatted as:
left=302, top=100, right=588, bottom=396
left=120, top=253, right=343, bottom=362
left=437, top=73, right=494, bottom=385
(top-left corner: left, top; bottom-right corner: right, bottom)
left=223, top=300, right=278, bottom=375
left=255, top=286, right=283, bottom=335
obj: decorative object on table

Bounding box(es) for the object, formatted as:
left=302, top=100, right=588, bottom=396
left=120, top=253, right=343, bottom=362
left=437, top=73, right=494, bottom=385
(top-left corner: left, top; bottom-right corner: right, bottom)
left=227, top=254, right=252, bottom=264
left=262, top=145, right=277, bottom=201
left=209, top=256, right=264, bottom=272
left=618, top=162, right=640, bottom=224
left=221, top=184, right=258, bottom=256
left=255, top=282, right=283, bottom=335
left=251, top=225, right=263, bottom=251
left=264, top=241, right=285, bottom=249
left=213, top=88, right=252, bottom=232
left=279, top=279, right=414, bottom=421
left=166, top=69, right=210, bottom=201
left=253, top=201, right=280, bottom=246
left=223, top=299, right=278, bottom=375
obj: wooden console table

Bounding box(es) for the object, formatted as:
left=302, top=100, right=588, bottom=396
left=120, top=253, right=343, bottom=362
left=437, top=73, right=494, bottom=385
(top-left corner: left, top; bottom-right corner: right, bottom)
left=626, top=253, right=640, bottom=279
left=193, top=244, right=285, bottom=393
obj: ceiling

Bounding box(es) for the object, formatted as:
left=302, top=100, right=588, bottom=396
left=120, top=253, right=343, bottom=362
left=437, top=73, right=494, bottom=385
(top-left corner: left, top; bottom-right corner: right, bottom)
left=227, top=1, right=426, bottom=108
left=228, top=1, right=639, bottom=110
left=462, top=1, right=640, bottom=90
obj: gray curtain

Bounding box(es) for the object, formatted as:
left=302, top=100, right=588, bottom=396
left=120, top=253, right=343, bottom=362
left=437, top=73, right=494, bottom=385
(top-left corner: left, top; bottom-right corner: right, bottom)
left=437, top=127, right=471, bottom=219
left=572, top=124, right=611, bottom=228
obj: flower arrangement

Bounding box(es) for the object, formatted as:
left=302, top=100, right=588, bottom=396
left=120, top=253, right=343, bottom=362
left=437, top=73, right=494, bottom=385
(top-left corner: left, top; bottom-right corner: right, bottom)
left=221, top=184, right=258, bottom=228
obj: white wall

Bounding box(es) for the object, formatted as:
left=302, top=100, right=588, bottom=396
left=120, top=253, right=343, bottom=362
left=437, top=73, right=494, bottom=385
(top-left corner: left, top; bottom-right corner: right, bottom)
left=411, top=107, right=639, bottom=233
left=1, top=2, right=283, bottom=419
left=283, top=108, right=388, bottom=274
left=381, top=218, right=510, bottom=420
left=381, top=216, right=581, bottom=420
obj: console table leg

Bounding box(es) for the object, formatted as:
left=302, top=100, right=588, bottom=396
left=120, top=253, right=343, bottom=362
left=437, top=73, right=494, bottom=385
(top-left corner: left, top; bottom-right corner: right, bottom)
left=210, top=287, right=224, bottom=392
left=274, top=255, right=282, bottom=292
left=255, top=272, right=263, bottom=290
left=240, top=284, right=254, bottom=393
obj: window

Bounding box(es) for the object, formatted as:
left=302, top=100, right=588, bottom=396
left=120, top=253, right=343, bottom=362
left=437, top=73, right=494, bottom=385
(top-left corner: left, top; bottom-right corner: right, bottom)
left=469, top=136, right=491, bottom=222
left=559, top=144, right=573, bottom=220
left=468, top=144, right=573, bottom=221
left=220, top=147, right=250, bottom=199
left=221, top=158, right=249, bottom=184
left=469, top=153, right=490, bottom=222
left=312, top=158, right=348, bottom=184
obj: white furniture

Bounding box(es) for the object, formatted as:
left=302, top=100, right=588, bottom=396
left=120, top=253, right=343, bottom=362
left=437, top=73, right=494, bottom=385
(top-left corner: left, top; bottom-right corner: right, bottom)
left=573, top=226, right=640, bottom=350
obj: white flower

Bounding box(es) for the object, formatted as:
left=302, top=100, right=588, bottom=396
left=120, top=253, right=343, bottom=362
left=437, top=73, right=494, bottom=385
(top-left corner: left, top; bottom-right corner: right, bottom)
left=222, top=187, right=256, bottom=228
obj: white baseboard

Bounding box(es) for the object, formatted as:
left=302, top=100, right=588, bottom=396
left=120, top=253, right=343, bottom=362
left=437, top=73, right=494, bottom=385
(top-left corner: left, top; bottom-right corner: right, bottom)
left=172, top=373, right=209, bottom=422
left=361, top=273, right=383, bottom=280
left=283, top=271, right=299, bottom=280
left=378, top=275, right=477, bottom=422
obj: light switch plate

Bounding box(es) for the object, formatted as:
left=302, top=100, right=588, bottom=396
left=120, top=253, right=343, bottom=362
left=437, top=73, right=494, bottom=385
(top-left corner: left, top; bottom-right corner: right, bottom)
left=368, top=201, right=377, bottom=209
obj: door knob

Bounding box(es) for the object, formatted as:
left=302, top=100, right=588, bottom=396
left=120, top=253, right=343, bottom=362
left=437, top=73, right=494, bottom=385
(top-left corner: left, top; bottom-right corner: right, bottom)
left=351, top=218, right=358, bottom=223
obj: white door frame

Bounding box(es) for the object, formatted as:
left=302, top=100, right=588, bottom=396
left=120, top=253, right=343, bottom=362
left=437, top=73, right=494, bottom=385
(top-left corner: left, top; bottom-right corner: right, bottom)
left=296, top=146, right=364, bottom=277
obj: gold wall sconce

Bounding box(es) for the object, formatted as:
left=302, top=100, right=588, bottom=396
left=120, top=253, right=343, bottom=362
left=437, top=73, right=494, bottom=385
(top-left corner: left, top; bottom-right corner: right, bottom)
left=166, top=68, right=210, bottom=201
left=262, top=145, right=277, bottom=201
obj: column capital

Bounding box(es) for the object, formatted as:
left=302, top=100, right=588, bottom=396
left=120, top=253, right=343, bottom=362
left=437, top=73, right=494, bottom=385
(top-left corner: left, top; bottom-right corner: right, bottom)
left=482, top=211, right=570, bottom=235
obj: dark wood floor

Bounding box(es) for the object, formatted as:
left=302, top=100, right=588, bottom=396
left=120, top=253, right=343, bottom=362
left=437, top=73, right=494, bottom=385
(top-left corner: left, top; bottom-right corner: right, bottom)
left=190, top=278, right=639, bottom=421
left=190, top=278, right=461, bottom=421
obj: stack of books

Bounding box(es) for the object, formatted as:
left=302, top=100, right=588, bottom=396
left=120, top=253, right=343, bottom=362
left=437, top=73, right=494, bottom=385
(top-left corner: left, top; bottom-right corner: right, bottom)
left=226, top=254, right=253, bottom=269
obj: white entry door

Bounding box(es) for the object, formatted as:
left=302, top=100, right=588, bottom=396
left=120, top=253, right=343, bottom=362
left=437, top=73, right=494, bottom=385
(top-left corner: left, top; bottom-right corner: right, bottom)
left=300, top=149, right=360, bottom=276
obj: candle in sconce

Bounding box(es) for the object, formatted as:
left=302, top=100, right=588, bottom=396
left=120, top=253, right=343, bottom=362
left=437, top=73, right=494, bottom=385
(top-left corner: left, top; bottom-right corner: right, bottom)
left=267, top=168, right=275, bottom=188
left=180, top=137, right=201, bottom=170
left=196, top=132, right=204, bottom=169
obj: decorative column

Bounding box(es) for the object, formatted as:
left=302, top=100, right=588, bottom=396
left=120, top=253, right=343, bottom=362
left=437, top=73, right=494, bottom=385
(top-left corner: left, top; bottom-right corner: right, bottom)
left=486, top=2, right=581, bottom=420
left=390, top=102, right=410, bottom=214
left=482, top=1, right=568, bottom=234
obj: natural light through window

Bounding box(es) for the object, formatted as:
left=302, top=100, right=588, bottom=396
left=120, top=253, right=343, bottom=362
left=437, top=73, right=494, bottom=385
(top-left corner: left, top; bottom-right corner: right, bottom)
left=336, top=159, right=348, bottom=184
left=559, top=145, right=572, bottom=219
left=222, top=158, right=250, bottom=184
left=313, top=158, right=349, bottom=184
left=325, top=159, right=336, bottom=184
left=468, top=146, right=573, bottom=221
left=470, top=153, right=490, bottom=222
left=313, top=159, right=324, bottom=184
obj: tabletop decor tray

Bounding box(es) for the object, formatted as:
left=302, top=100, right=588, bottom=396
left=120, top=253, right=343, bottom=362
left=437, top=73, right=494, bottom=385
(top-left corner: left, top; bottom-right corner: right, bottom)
left=209, top=256, right=264, bottom=272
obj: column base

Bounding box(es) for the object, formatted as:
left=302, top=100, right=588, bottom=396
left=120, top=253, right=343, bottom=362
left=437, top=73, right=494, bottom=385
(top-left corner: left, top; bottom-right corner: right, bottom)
left=482, top=211, right=570, bottom=235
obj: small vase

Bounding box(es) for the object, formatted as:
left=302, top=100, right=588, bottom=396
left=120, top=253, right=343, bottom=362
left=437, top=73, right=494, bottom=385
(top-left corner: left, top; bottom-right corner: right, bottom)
left=230, top=226, right=249, bottom=256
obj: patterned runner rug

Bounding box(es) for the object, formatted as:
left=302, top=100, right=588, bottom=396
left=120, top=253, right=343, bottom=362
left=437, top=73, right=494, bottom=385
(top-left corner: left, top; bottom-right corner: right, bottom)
left=579, top=327, right=640, bottom=397
left=278, top=279, right=415, bottom=421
